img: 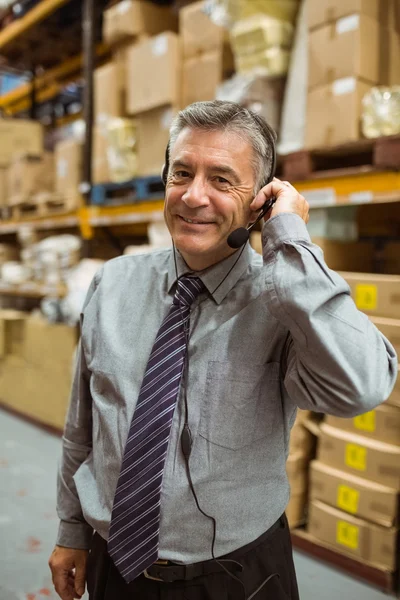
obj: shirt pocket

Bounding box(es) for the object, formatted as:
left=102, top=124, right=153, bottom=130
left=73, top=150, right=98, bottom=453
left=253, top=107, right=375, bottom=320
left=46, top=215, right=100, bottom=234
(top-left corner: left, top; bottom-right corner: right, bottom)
left=198, top=361, right=280, bottom=450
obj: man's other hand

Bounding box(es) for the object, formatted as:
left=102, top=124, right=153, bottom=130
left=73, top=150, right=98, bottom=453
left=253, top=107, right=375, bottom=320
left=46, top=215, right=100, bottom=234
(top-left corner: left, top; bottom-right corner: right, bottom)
left=250, top=178, right=310, bottom=224
left=49, top=545, right=88, bottom=600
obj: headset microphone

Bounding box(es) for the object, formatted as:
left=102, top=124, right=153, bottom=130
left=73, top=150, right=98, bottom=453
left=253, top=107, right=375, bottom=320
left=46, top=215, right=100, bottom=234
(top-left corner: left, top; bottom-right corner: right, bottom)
left=227, top=196, right=276, bottom=248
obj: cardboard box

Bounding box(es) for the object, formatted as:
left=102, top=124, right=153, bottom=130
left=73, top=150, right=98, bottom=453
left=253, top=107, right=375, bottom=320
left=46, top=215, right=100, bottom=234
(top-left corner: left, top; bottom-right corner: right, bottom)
left=325, top=403, right=400, bottom=446
left=310, top=460, right=399, bottom=527
left=388, top=369, right=400, bottom=408
left=286, top=493, right=307, bottom=529
left=369, top=316, right=400, bottom=359
left=306, top=78, right=371, bottom=148
left=0, top=244, right=18, bottom=264
left=337, top=271, right=400, bottom=319
left=55, top=139, right=83, bottom=197
left=7, top=153, right=54, bottom=200
left=0, top=167, right=7, bottom=206
left=137, top=105, right=177, bottom=176
left=92, top=127, right=111, bottom=185
left=182, top=51, right=224, bottom=107
left=286, top=452, right=309, bottom=495
left=308, top=500, right=398, bottom=570
left=238, top=0, right=300, bottom=23
left=23, top=315, right=78, bottom=370
left=0, top=119, right=43, bottom=167
left=180, top=0, right=226, bottom=58
left=0, top=310, right=27, bottom=359
left=126, top=33, right=181, bottom=115
left=103, top=0, right=177, bottom=46
left=289, top=422, right=315, bottom=456
left=307, top=0, right=400, bottom=32
left=317, top=423, right=400, bottom=489
left=94, top=61, right=126, bottom=125
left=312, top=238, right=374, bottom=272
left=309, top=16, right=379, bottom=89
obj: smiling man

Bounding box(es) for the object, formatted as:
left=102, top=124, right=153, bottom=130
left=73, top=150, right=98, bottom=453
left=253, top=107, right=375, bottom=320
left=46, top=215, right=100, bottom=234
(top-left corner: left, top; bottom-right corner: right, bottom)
left=49, top=101, right=397, bottom=600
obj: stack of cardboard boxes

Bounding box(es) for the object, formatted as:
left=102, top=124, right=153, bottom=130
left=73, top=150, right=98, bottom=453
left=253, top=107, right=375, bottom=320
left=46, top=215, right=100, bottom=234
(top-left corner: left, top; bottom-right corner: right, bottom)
left=0, top=119, right=44, bottom=212
left=308, top=270, right=400, bottom=574
left=286, top=410, right=317, bottom=528
left=306, top=0, right=400, bottom=148
left=0, top=310, right=77, bottom=430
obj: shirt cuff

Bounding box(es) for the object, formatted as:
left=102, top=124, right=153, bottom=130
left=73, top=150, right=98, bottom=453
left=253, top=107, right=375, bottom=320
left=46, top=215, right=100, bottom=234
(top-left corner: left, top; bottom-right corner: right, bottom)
left=261, top=213, right=311, bottom=256
left=57, top=521, right=93, bottom=550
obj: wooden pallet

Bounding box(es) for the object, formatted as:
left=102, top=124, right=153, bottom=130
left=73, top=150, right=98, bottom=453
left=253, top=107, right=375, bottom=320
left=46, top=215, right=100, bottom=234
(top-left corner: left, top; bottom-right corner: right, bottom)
left=281, top=135, right=400, bottom=182
left=91, top=176, right=165, bottom=206
left=8, top=192, right=79, bottom=220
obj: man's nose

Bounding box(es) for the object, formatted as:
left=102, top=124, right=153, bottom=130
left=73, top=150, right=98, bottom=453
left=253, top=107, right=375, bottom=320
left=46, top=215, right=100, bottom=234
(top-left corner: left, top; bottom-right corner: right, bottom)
left=181, top=176, right=210, bottom=209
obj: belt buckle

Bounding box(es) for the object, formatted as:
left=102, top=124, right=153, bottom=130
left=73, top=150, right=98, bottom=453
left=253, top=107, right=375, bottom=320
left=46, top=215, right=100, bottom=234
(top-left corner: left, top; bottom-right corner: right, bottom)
left=143, top=560, right=169, bottom=582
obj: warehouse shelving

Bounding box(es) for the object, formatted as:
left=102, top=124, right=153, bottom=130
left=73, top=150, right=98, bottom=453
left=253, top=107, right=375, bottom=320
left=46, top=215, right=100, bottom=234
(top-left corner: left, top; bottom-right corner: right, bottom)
left=0, top=280, right=66, bottom=297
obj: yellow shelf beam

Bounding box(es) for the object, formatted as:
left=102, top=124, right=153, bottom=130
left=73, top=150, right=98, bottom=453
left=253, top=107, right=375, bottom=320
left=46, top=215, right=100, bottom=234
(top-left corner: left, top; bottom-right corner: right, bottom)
left=0, top=44, right=109, bottom=115
left=0, top=0, right=71, bottom=51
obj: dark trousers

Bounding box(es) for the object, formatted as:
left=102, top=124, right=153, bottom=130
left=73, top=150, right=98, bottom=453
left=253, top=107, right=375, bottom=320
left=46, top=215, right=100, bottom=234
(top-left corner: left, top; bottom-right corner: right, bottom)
left=87, top=515, right=300, bottom=600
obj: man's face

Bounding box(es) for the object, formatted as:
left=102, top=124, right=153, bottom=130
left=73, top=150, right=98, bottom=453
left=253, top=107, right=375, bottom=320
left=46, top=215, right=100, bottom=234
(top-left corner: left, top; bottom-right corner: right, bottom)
left=164, top=127, right=258, bottom=271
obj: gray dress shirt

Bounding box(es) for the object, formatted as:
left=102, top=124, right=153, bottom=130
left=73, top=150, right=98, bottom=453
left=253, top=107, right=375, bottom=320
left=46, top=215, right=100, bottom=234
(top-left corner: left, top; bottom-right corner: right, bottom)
left=56, top=213, right=397, bottom=563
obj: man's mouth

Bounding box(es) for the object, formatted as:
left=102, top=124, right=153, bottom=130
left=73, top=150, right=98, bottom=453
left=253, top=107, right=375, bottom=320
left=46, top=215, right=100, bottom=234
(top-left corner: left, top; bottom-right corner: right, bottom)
left=179, top=216, right=214, bottom=225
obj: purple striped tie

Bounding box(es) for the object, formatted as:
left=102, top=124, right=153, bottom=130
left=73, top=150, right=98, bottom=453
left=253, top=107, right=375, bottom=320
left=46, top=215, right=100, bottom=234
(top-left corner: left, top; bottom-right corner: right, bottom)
left=108, top=275, right=204, bottom=583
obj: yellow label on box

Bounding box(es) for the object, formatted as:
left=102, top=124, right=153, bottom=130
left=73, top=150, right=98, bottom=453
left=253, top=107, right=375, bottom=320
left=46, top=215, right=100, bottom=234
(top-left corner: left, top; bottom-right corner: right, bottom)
left=355, top=284, right=377, bottom=310
left=353, top=410, right=376, bottom=432
left=337, top=520, right=359, bottom=550
left=337, top=485, right=360, bottom=514
left=345, top=443, right=367, bottom=471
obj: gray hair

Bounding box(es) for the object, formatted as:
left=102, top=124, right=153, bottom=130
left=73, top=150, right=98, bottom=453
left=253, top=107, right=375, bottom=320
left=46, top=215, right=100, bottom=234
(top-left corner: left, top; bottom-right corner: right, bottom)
left=168, top=100, right=277, bottom=193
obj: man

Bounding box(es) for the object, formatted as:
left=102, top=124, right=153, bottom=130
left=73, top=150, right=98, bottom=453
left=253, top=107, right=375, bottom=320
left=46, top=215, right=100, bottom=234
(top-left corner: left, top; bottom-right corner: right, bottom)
left=49, top=101, right=397, bottom=600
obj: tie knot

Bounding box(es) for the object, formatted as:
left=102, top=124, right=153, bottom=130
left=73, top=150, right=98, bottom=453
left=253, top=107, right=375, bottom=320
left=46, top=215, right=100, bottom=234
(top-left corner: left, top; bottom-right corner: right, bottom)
left=173, top=276, right=204, bottom=307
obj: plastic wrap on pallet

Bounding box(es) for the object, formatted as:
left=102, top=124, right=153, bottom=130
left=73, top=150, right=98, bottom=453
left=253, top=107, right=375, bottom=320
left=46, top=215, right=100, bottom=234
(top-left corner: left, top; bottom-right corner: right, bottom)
left=216, top=73, right=285, bottom=132
left=362, top=86, right=400, bottom=139
left=96, top=118, right=138, bottom=184
left=230, top=15, right=294, bottom=57
left=60, top=259, right=105, bottom=325
left=204, top=0, right=299, bottom=28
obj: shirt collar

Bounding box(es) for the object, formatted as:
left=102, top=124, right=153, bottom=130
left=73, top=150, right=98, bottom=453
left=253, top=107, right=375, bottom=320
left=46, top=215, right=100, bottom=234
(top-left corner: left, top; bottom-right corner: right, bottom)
left=167, top=243, right=253, bottom=305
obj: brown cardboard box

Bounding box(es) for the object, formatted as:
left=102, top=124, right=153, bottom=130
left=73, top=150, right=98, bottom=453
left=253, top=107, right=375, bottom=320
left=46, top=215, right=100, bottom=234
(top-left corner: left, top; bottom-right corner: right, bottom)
left=92, top=127, right=111, bottom=185
left=180, top=0, right=226, bottom=58
left=137, top=105, right=177, bottom=176
left=7, top=153, right=54, bottom=199
left=313, top=238, right=374, bottom=272
left=0, top=310, right=27, bottom=359
left=23, top=316, right=78, bottom=370
left=325, top=403, right=400, bottom=446
left=388, top=370, right=400, bottom=408
left=337, top=272, right=400, bottom=319
left=286, top=493, right=307, bottom=529
left=317, top=423, right=400, bottom=489
left=0, top=167, right=7, bottom=206
left=309, top=16, right=381, bottom=89
left=307, top=0, right=400, bottom=32
left=306, top=79, right=371, bottom=148
left=94, top=61, right=126, bottom=125
left=0, top=244, right=18, bottom=264
left=308, top=500, right=398, bottom=570
left=126, top=33, right=181, bottom=115
left=55, top=139, right=83, bottom=197
left=369, top=316, right=400, bottom=358
left=310, top=460, right=399, bottom=527
left=289, top=422, right=315, bottom=456
left=286, top=452, right=309, bottom=495
left=182, top=51, right=224, bottom=107
left=103, top=0, right=177, bottom=46
left=0, top=119, right=43, bottom=167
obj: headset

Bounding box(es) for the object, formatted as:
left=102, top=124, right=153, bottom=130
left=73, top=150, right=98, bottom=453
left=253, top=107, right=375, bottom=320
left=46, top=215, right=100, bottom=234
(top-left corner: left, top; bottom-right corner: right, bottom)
left=166, top=111, right=280, bottom=599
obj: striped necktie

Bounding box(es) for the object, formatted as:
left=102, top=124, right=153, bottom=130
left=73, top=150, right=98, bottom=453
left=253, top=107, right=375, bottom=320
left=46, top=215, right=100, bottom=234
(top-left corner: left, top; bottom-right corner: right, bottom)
left=108, top=275, right=205, bottom=583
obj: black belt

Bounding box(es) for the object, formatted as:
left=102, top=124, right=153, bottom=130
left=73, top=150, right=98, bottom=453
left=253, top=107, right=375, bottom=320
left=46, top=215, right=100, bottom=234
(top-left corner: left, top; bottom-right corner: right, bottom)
left=142, top=516, right=282, bottom=583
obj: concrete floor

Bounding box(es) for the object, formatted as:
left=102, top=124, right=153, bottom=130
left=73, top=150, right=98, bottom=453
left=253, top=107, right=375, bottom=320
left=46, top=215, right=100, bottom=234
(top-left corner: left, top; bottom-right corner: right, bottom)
left=0, top=408, right=394, bottom=600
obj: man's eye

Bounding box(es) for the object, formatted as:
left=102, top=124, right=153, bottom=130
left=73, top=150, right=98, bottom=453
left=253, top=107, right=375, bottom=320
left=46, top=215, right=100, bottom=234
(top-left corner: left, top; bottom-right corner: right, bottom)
left=215, top=176, right=230, bottom=185
left=174, top=170, right=190, bottom=178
